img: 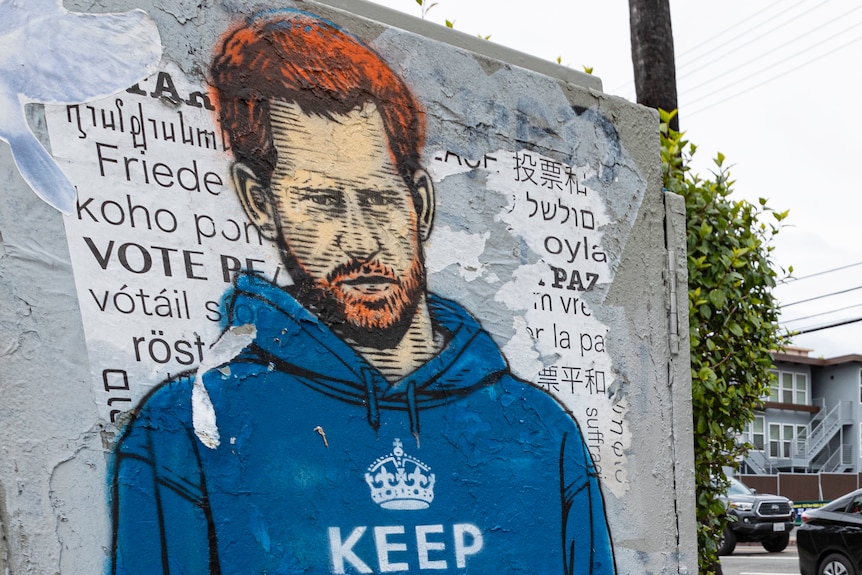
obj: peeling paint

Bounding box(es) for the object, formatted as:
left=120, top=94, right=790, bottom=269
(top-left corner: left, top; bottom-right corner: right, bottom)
left=192, top=324, right=256, bottom=449
left=0, top=1, right=161, bottom=213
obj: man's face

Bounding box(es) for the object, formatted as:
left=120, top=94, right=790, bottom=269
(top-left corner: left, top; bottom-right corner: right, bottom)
left=265, top=100, right=426, bottom=335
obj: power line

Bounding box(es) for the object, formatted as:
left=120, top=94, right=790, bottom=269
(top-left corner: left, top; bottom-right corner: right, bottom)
left=687, top=30, right=862, bottom=116
left=782, top=284, right=862, bottom=308
left=675, top=0, right=795, bottom=68
left=607, top=0, right=798, bottom=95
left=682, top=3, right=861, bottom=98
left=780, top=260, right=862, bottom=284
left=679, top=0, right=836, bottom=79
left=793, top=316, right=862, bottom=335
left=610, top=3, right=860, bottom=111
left=685, top=17, right=862, bottom=107
left=783, top=303, right=862, bottom=323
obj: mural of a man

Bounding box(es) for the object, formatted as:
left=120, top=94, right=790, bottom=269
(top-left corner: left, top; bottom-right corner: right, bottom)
left=111, top=10, right=614, bottom=575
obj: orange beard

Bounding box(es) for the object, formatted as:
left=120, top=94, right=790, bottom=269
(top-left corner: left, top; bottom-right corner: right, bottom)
left=319, top=256, right=426, bottom=331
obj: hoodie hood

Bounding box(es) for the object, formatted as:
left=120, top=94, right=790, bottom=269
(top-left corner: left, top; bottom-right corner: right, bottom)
left=221, top=273, right=509, bottom=435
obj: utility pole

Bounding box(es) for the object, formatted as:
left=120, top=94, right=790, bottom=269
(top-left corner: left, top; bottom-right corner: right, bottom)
left=629, top=0, right=679, bottom=131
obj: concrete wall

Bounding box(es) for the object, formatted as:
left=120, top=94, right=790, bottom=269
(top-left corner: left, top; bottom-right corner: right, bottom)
left=0, top=1, right=696, bottom=573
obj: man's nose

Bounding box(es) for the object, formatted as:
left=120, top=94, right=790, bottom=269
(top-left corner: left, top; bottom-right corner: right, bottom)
left=336, top=205, right=380, bottom=260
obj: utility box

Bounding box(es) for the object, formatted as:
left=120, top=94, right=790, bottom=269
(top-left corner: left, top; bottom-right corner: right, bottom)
left=0, top=1, right=695, bottom=573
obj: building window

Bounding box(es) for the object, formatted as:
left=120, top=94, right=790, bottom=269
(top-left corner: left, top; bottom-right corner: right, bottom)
left=769, top=370, right=809, bottom=405
left=746, top=416, right=765, bottom=451
left=795, top=373, right=808, bottom=404
left=769, top=370, right=779, bottom=402
left=769, top=423, right=806, bottom=458
left=742, top=416, right=765, bottom=451
left=782, top=372, right=794, bottom=403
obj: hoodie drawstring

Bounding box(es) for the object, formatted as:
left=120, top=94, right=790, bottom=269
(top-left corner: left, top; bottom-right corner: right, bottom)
left=362, top=367, right=380, bottom=432
left=362, top=368, right=420, bottom=443
left=407, top=380, right=419, bottom=444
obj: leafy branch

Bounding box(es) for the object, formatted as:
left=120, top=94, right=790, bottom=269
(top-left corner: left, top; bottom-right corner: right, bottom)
left=661, top=108, right=790, bottom=574
left=415, top=0, right=438, bottom=19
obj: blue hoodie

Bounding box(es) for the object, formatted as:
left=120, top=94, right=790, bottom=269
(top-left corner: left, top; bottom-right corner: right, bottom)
left=111, top=274, right=614, bottom=575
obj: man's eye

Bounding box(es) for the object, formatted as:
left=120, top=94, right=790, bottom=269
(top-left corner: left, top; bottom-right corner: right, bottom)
left=302, top=191, right=340, bottom=206
left=360, top=190, right=394, bottom=206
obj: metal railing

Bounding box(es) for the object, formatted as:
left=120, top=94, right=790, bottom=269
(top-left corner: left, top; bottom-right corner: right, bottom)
left=744, top=449, right=777, bottom=475
left=821, top=445, right=854, bottom=473
left=802, top=400, right=853, bottom=460
left=808, top=397, right=827, bottom=427
left=746, top=399, right=855, bottom=474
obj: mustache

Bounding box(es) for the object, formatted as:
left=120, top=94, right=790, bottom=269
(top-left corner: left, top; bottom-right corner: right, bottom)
left=325, top=259, right=399, bottom=286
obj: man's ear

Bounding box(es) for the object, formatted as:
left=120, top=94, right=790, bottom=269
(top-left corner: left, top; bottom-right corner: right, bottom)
left=231, top=162, right=277, bottom=240
left=413, top=168, right=435, bottom=242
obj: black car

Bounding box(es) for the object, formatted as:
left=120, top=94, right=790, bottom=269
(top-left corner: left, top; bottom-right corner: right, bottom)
left=718, top=477, right=795, bottom=555
left=798, top=489, right=862, bottom=575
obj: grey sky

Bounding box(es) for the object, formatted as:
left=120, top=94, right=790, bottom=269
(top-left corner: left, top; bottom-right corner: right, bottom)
left=369, top=0, right=862, bottom=358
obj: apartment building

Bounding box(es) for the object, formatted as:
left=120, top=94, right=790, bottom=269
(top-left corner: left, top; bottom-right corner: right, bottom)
left=740, top=347, right=862, bottom=474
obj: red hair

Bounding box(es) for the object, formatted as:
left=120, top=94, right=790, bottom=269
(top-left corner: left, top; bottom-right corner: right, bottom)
left=210, top=10, right=425, bottom=192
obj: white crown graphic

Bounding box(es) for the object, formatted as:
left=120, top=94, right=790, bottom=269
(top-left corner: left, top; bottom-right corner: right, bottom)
left=365, top=438, right=435, bottom=510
